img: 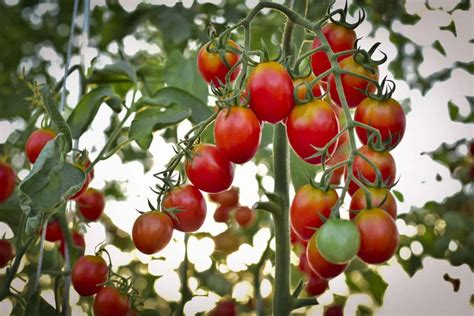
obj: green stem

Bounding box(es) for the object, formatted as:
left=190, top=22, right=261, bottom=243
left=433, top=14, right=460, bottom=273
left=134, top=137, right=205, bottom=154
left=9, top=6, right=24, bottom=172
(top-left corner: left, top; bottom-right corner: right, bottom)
left=57, top=211, right=73, bottom=316
left=176, top=234, right=190, bottom=316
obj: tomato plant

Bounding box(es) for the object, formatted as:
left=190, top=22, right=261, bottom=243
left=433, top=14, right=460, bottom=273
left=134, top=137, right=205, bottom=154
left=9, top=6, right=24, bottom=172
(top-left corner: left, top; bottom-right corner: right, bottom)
left=25, top=128, right=56, bottom=163
left=76, top=188, right=105, bottom=221
left=132, top=211, right=174, bottom=254
left=294, top=75, right=322, bottom=102
left=0, top=162, right=15, bottom=202
left=71, top=255, right=109, bottom=296
left=93, top=286, right=130, bottom=316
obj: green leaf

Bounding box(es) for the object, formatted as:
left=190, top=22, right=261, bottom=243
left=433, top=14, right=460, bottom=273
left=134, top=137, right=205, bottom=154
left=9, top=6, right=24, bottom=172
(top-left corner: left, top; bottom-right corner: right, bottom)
left=88, top=60, right=137, bottom=84
left=0, top=192, right=22, bottom=234
left=23, top=292, right=59, bottom=316
left=447, top=98, right=474, bottom=123
left=290, top=149, right=320, bottom=191
left=432, top=40, right=446, bottom=56
left=439, top=20, right=457, bottom=36
left=363, top=269, right=388, bottom=305
left=392, top=190, right=404, bottom=202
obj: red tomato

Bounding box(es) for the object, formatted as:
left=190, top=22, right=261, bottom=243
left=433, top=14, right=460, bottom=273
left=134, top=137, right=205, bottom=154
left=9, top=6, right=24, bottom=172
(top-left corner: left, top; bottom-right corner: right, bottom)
left=132, top=211, right=174, bottom=254
left=325, top=305, right=344, bottom=316
left=346, top=145, right=396, bottom=196
left=93, top=286, right=130, bottom=316
left=210, top=299, right=237, bottom=316
left=354, top=208, right=399, bottom=264
left=306, top=272, right=329, bottom=296
left=44, top=220, right=63, bottom=242
left=234, top=206, right=255, bottom=227
left=185, top=144, right=234, bottom=193
left=311, top=23, right=357, bottom=82
left=25, top=128, right=56, bottom=163
left=214, top=204, right=233, bottom=223
left=298, top=252, right=312, bottom=274
left=0, top=162, right=16, bottom=202
left=197, top=39, right=240, bottom=87
left=76, top=188, right=105, bottom=221
left=71, top=255, right=108, bottom=296
left=214, top=107, right=262, bottom=164
left=59, top=231, right=85, bottom=257
left=306, top=232, right=347, bottom=279
left=355, top=97, right=406, bottom=150
left=328, top=56, right=378, bottom=108
left=291, top=227, right=308, bottom=249
left=209, top=186, right=239, bottom=207
left=247, top=62, right=294, bottom=123
left=290, top=184, right=338, bottom=241
left=163, top=184, right=207, bottom=232
left=0, top=240, right=13, bottom=268
left=294, top=75, right=322, bottom=102
left=349, top=187, right=397, bottom=220
left=287, top=100, right=339, bottom=165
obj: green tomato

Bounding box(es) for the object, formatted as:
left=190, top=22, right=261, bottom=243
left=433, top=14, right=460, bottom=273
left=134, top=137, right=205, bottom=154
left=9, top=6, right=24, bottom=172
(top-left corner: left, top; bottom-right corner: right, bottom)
left=316, top=218, right=360, bottom=264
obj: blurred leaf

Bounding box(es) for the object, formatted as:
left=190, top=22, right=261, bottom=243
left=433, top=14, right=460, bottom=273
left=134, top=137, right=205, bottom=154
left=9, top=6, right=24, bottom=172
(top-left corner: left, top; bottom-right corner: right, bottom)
left=103, top=180, right=127, bottom=201
left=432, top=40, right=446, bottom=56
left=439, top=20, right=457, bottom=36
left=357, top=305, right=373, bottom=316
left=392, top=190, right=404, bottom=202
left=23, top=293, right=58, bottom=316
left=447, top=98, right=474, bottom=123
left=88, top=60, right=137, bottom=84
left=290, top=149, right=319, bottom=191
left=448, top=0, right=471, bottom=13
left=0, top=192, right=22, bottom=234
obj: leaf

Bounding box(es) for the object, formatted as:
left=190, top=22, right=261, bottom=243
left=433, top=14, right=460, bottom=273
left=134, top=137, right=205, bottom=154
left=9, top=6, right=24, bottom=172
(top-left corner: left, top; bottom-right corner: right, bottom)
left=392, top=190, right=404, bottom=202
left=88, top=60, right=137, bottom=84
left=448, top=0, right=471, bottom=14
left=23, top=293, right=59, bottom=316
left=432, top=40, right=446, bottom=56
left=290, top=149, right=320, bottom=191
left=439, top=20, right=457, bottom=36
left=0, top=192, right=22, bottom=234
left=362, top=269, right=388, bottom=305
left=447, top=98, right=474, bottom=123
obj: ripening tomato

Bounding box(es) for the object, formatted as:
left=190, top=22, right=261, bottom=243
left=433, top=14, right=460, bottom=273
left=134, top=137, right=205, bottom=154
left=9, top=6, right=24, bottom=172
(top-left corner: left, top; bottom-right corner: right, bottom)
left=132, top=211, right=173, bottom=254
left=346, top=145, right=396, bottom=196
left=234, top=206, right=255, bottom=227
left=210, top=299, right=237, bottom=316
left=185, top=144, right=234, bottom=193
left=306, top=272, right=329, bottom=296
left=25, top=128, right=56, bottom=163
left=325, top=305, right=344, bottom=316
left=59, top=231, right=85, bottom=257
left=354, top=208, right=399, bottom=264
left=163, top=184, right=207, bottom=232
left=298, top=252, right=312, bottom=274
left=290, top=184, right=338, bottom=241
left=355, top=97, right=406, bottom=150
left=316, top=219, right=360, bottom=264
left=311, top=23, right=357, bottom=82
left=71, top=255, right=108, bottom=296
left=44, top=220, right=63, bottom=242
left=0, top=162, right=16, bottom=202
left=214, top=107, right=261, bottom=164
left=247, top=62, right=294, bottom=123
left=306, top=232, right=348, bottom=279
left=214, top=229, right=240, bottom=254
left=291, top=227, right=308, bottom=249
left=294, top=75, right=322, bottom=102
left=93, top=286, right=130, bottom=316
left=349, top=187, right=397, bottom=220
left=214, top=204, right=233, bottom=223
left=209, top=186, right=239, bottom=207
left=197, top=39, right=240, bottom=87
left=76, top=188, right=105, bottom=221
left=328, top=56, right=378, bottom=108
left=286, top=99, right=339, bottom=165
left=0, top=240, right=13, bottom=268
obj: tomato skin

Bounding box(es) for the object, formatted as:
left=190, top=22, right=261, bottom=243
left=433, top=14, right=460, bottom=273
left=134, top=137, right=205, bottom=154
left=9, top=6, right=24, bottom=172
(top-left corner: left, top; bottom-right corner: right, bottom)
left=355, top=97, right=406, bottom=150
left=71, top=255, right=108, bottom=296
left=346, top=145, right=396, bottom=196
left=185, top=144, right=234, bottom=193
left=234, top=206, right=255, bottom=227
left=210, top=299, right=237, bottom=316
left=25, top=128, right=56, bottom=163
left=306, top=272, right=329, bottom=296
left=354, top=208, right=399, bottom=264
left=70, top=169, right=92, bottom=200
left=286, top=99, right=339, bottom=165
left=197, top=40, right=240, bottom=87
left=294, top=75, right=322, bottom=102
left=44, top=220, right=63, bottom=242
left=247, top=62, right=294, bottom=123
left=214, top=204, right=233, bottom=223
left=60, top=231, right=85, bottom=258
left=0, top=162, right=16, bottom=202
left=0, top=240, right=14, bottom=268
left=350, top=187, right=397, bottom=220
left=132, top=211, right=173, bottom=254
left=93, top=286, right=130, bottom=316
left=306, top=233, right=347, bottom=279
left=316, top=219, right=360, bottom=264
left=163, top=184, right=207, bottom=232
left=325, top=305, right=344, bottom=316
left=214, top=107, right=261, bottom=164
left=298, top=252, right=312, bottom=274
left=76, top=188, right=105, bottom=221
left=311, top=23, right=357, bottom=82
left=291, top=227, right=308, bottom=249
left=290, top=184, right=338, bottom=241
left=209, top=186, right=239, bottom=207
left=328, top=56, right=378, bottom=108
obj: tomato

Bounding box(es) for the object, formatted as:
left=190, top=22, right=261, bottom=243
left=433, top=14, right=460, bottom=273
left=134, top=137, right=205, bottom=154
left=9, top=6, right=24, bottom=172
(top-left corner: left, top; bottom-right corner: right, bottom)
left=286, top=99, right=339, bottom=165
left=44, top=220, right=63, bottom=242
left=25, top=128, right=56, bottom=163
left=349, top=187, right=397, bottom=220
left=209, top=186, right=239, bottom=207
left=0, top=240, right=13, bottom=268
left=234, top=206, right=255, bottom=227
left=210, top=299, right=237, bottom=316
left=325, top=103, right=350, bottom=185
left=60, top=231, right=85, bottom=257
left=306, top=233, right=347, bottom=279
left=214, top=229, right=240, bottom=254
left=294, top=75, right=322, bottom=102
left=291, top=227, right=308, bottom=249
left=69, top=165, right=92, bottom=200
left=306, top=272, right=329, bottom=296
left=214, top=107, right=261, bottom=164
left=76, top=188, right=105, bottom=221
left=328, top=56, right=378, bottom=108
left=0, top=162, right=16, bottom=203
left=214, top=204, right=233, bottom=223
left=185, top=144, right=234, bottom=193
left=93, top=286, right=130, bottom=316
left=71, top=255, right=108, bottom=296
left=355, top=97, right=406, bottom=150
left=163, top=184, right=206, bottom=232
left=290, top=185, right=338, bottom=240
left=298, top=252, right=312, bottom=274
left=325, top=305, right=344, bottom=316
left=316, top=219, right=360, bottom=264
left=197, top=39, right=240, bottom=87
left=311, top=23, right=357, bottom=82
left=354, top=208, right=399, bottom=264
left=132, top=211, right=173, bottom=254
left=247, top=62, right=294, bottom=123
left=346, top=145, right=396, bottom=196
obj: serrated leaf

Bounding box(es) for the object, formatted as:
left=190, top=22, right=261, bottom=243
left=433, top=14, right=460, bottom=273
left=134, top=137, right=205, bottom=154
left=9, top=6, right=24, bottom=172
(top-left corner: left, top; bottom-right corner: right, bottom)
left=432, top=40, right=446, bottom=56
left=439, top=20, right=457, bottom=36
left=392, top=190, right=404, bottom=202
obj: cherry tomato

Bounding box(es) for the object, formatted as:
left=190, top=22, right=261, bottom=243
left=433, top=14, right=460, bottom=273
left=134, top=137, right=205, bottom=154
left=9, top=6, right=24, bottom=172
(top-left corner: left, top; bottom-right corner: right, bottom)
left=214, top=204, right=233, bottom=223
left=0, top=162, right=16, bottom=202
left=328, top=56, right=378, bottom=108
left=210, top=299, right=237, bottom=316
left=69, top=165, right=92, bottom=200
left=93, top=286, right=130, bottom=316
left=59, top=231, right=85, bottom=257
left=71, top=255, right=108, bottom=296
left=316, top=219, right=360, bottom=264
left=0, top=240, right=14, bottom=268
left=234, top=206, right=255, bottom=227
left=355, top=97, right=406, bottom=150
left=354, top=208, right=399, bottom=264
left=311, top=23, right=357, bottom=82
left=132, top=211, right=174, bottom=254
left=185, top=144, right=234, bottom=193
left=346, top=145, right=396, bottom=196
left=325, top=305, right=344, bottom=316
left=290, top=184, right=338, bottom=241
left=247, top=62, right=294, bottom=123
left=44, top=220, right=63, bottom=242
left=214, top=107, right=261, bottom=164
left=349, top=187, right=397, bottom=220
left=25, top=128, right=56, bottom=163
left=197, top=39, right=241, bottom=87
left=298, top=252, right=312, bottom=274
left=209, top=186, right=239, bottom=207
left=286, top=99, right=339, bottom=165
left=306, top=272, right=329, bottom=296
left=76, top=188, right=105, bottom=221
left=291, top=227, right=308, bottom=249
left=306, top=232, right=347, bottom=279
left=214, top=229, right=240, bottom=254
left=163, top=184, right=207, bottom=232
left=294, top=75, right=322, bottom=102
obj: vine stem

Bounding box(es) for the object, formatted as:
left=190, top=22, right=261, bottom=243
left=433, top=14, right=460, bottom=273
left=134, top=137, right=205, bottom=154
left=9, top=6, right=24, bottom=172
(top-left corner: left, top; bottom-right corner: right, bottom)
left=57, top=210, right=73, bottom=316
left=176, top=234, right=190, bottom=316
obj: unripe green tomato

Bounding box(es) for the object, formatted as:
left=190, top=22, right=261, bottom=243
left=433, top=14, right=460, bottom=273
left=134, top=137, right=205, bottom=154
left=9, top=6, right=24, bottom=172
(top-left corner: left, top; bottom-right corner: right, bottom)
left=316, top=218, right=360, bottom=264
